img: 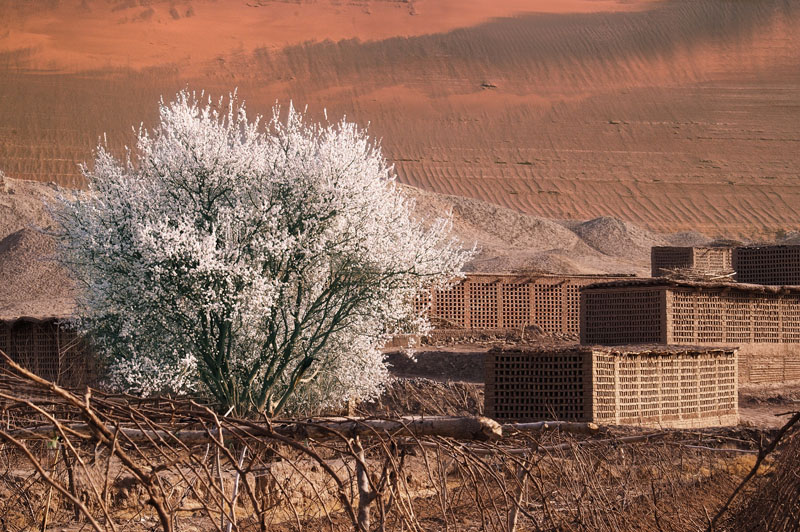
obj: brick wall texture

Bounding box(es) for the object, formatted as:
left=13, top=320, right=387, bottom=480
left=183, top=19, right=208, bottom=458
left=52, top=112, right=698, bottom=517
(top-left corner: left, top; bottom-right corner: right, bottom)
left=0, top=319, right=93, bottom=388
left=581, top=281, right=800, bottom=383
left=733, top=245, right=800, bottom=285
left=421, top=274, right=630, bottom=334
left=484, top=346, right=738, bottom=428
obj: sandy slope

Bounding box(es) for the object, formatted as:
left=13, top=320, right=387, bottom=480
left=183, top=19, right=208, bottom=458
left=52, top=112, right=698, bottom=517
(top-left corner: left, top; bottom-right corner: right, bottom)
left=0, top=0, right=799, bottom=240
left=402, top=184, right=684, bottom=275
left=0, top=177, right=75, bottom=319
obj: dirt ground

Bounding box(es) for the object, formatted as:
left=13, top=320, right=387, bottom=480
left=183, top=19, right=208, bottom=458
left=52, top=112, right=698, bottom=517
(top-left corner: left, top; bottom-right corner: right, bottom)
left=739, top=381, right=800, bottom=429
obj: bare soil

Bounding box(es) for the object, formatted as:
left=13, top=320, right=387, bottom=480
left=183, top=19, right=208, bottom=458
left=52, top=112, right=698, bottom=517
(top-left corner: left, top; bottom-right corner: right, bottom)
left=739, top=381, right=800, bottom=429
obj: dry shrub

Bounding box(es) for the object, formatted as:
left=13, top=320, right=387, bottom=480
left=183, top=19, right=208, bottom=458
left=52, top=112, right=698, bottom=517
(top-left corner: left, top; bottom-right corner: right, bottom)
left=0, top=356, right=784, bottom=532
left=732, top=426, right=800, bottom=532
left=360, top=377, right=483, bottom=417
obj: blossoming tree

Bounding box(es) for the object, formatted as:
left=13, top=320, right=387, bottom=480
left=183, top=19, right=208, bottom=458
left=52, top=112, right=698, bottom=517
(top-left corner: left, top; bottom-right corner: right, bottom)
left=53, top=91, right=471, bottom=416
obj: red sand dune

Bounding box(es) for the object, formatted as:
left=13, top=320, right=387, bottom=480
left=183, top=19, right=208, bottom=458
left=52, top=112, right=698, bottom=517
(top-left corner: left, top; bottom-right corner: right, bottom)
left=0, top=0, right=799, bottom=240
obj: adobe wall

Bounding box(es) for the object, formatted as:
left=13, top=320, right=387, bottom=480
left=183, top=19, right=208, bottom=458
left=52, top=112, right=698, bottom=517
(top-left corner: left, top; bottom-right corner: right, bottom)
left=733, top=246, right=800, bottom=285
left=580, top=286, right=667, bottom=345
left=726, top=344, right=800, bottom=384
left=692, top=247, right=733, bottom=273
left=484, top=346, right=595, bottom=422
left=651, top=247, right=693, bottom=277
left=581, top=283, right=800, bottom=383
left=485, top=346, right=738, bottom=428
left=665, top=288, right=800, bottom=345
left=423, top=274, right=630, bottom=335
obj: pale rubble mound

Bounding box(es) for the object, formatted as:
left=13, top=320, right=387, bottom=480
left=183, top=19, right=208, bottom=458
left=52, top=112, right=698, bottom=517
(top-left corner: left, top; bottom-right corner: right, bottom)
left=0, top=228, right=75, bottom=320
left=0, top=178, right=75, bottom=320
left=402, top=185, right=710, bottom=276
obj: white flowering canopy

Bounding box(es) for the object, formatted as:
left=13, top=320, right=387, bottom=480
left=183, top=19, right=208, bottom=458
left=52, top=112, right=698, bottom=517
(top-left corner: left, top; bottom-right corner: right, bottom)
left=53, top=91, right=470, bottom=416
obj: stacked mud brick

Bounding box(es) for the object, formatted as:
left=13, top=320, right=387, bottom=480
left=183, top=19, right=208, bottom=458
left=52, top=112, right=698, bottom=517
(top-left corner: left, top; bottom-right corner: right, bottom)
left=733, top=245, right=800, bottom=285
left=484, top=345, right=738, bottom=428
left=419, top=273, right=631, bottom=335
left=651, top=246, right=733, bottom=277
left=653, top=244, right=800, bottom=285
left=0, top=317, right=93, bottom=387
left=580, top=279, right=800, bottom=384
left=485, top=246, right=800, bottom=427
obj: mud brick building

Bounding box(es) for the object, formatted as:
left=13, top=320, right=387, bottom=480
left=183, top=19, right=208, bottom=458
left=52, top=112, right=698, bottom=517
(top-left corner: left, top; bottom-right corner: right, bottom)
left=0, top=316, right=93, bottom=388
left=651, top=246, right=733, bottom=277
left=484, top=345, right=738, bottom=428
left=580, top=279, right=800, bottom=383
left=419, top=273, right=632, bottom=335
left=733, top=245, right=800, bottom=285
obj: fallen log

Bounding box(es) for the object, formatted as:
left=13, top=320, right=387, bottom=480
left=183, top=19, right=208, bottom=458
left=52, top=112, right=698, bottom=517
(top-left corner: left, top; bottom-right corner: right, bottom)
left=273, top=415, right=503, bottom=441
left=5, top=416, right=503, bottom=443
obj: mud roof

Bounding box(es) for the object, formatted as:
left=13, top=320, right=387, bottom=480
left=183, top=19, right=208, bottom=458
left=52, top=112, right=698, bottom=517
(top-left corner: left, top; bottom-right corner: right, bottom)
left=489, top=345, right=737, bottom=355
left=736, top=244, right=800, bottom=250
left=459, top=272, right=636, bottom=280
left=581, top=277, right=800, bottom=294
left=0, top=314, right=74, bottom=326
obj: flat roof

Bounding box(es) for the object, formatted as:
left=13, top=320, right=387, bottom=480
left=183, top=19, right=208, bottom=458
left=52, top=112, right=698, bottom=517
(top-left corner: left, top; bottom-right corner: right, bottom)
left=0, top=314, right=74, bottom=326
left=458, top=272, right=635, bottom=280
left=736, top=244, right=800, bottom=250
left=651, top=245, right=733, bottom=250
left=582, top=277, right=800, bottom=294
left=490, top=345, right=737, bottom=355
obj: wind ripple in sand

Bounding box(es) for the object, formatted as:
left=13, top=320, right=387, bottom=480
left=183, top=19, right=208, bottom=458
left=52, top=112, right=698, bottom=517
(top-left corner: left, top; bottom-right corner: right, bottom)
left=0, top=0, right=799, bottom=239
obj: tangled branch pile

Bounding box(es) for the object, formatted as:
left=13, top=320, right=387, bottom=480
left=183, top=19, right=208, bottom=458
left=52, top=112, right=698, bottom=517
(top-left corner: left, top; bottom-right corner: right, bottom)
left=732, top=419, right=800, bottom=531
left=661, top=267, right=736, bottom=282
left=0, top=352, right=794, bottom=532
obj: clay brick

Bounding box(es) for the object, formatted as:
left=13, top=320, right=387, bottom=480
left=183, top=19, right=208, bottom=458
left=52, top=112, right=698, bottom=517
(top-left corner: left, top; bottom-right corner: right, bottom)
left=485, top=345, right=738, bottom=428
left=422, top=273, right=631, bottom=335
left=581, top=279, right=800, bottom=383
left=733, top=245, right=800, bottom=285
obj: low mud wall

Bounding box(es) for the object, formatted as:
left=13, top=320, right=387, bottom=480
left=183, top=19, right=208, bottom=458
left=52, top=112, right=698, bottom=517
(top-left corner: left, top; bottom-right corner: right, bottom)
left=733, top=344, right=800, bottom=384
left=421, top=273, right=631, bottom=335
left=0, top=318, right=94, bottom=388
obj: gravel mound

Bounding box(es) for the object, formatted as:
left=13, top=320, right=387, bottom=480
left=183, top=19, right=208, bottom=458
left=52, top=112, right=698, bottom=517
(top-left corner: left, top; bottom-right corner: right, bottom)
left=401, top=185, right=583, bottom=253
left=0, top=227, right=75, bottom=320
left=571, top=216, right=669, bottom=263
left=666, top=231, right=713, bottom=247
left=0, top=178, right=75, bottom=319
left=0, top=178, right=61, bottom=241
left=405, top=186, right=695, bottom=275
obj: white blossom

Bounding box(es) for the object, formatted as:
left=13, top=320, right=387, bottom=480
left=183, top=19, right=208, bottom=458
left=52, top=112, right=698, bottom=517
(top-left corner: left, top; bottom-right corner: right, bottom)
left=52, top=90, right=471, bottom=416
